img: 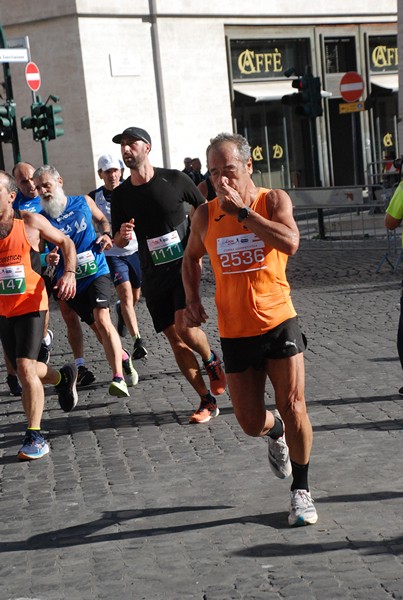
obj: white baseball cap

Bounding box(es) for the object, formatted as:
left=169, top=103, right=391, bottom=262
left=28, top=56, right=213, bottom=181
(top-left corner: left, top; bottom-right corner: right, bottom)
left=97, top=154, right=122, bottom=172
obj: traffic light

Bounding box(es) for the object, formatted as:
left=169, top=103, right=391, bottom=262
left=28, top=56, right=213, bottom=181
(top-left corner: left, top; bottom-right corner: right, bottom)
left=281, top=69, right=323, bottom=118
left=0, top=101, right=16, bottom=142
left=32, top=102, right=49, bottom=141
left=46, top=104, right=64, bottom=140
left=21, top=99, right=64, bottom=142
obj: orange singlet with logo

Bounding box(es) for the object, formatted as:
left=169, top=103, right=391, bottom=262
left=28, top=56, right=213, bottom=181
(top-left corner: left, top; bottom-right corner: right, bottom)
left=0, top=217, right=48, bottom=318
left=204, top=188, right=296, bottom=338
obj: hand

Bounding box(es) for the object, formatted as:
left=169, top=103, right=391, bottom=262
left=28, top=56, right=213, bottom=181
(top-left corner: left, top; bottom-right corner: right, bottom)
left=216, top=179, right=245, bottom=217
left=183, top=300, right=208, bottom=327
left=54, top=271, right=76, bottom=300
left=47, top=246, right=60, bottom=266
left=120, top=218, right=135, bottom=241
left=95, top=234, right=113, bottom=252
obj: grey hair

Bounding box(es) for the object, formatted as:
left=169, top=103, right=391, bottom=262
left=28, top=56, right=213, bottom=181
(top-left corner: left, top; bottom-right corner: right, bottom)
left=206, top=132, right=251, bottom=166
left=33, top=164, right=61, bottom=180
left=0, top=170, right=18, bottom=194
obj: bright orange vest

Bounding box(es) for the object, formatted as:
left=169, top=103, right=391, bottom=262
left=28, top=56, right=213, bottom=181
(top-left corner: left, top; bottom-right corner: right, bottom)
left=0, top=217, right=48, bottom=318
left=204, top=188, right=296, bottom=338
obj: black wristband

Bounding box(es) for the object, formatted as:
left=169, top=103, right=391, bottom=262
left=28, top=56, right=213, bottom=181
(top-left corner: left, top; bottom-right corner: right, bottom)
left=103, top=232, right=113, bottom=239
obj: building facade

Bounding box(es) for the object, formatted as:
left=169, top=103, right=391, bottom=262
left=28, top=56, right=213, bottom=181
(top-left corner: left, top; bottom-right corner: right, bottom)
left=1, top=1, right=398, bottom=193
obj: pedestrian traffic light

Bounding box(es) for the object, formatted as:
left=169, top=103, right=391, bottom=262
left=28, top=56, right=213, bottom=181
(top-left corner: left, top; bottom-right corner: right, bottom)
left=0, top=102, right=16, bottom=143
left=46, top=104, right=64, bottom=140
left=281, top=68, right=323, bottom=118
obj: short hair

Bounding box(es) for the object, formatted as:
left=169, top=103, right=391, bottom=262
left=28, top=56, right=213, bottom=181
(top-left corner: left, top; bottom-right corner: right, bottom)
left=206, top=132, right=251, bottom=166
left=12, top=161, right=36, bottom=177
left=33, top=164, right=61, bottom=181
left=0, top=170, right=18, bottom=194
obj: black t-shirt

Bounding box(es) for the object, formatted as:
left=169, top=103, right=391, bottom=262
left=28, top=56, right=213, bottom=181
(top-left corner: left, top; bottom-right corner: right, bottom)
left=111, top=167, right=205, bottom=296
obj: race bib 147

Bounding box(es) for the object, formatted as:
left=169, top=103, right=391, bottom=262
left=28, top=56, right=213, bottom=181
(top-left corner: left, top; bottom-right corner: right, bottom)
left=0, top=264, right=26, bottom=294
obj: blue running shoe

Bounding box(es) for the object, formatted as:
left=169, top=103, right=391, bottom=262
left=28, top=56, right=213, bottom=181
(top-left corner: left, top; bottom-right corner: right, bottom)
left=17, top=430, right=49, bottom=461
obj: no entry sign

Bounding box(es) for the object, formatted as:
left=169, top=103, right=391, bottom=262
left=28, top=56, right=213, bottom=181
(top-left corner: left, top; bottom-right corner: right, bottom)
left=340, top=71, right=364, bottom=103
left=25, top=61, right=41, bottom=92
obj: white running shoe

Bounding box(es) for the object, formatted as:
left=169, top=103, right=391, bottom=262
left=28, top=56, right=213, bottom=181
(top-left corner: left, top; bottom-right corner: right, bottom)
left=267, top=409, right=292, bottom=479
left=288, top=489, right=318, bottom=527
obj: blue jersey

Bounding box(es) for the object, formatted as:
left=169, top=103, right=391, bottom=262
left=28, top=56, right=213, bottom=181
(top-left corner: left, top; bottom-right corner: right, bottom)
left=41, top=195, right=109, bottom=294
left=13, top=191, right=42, bottom=213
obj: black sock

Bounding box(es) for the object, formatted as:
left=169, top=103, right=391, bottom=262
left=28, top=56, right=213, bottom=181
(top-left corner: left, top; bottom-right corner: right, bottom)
left=267, top=416, right=284, bottom=439
left=291, top=460, right=309, bottom=491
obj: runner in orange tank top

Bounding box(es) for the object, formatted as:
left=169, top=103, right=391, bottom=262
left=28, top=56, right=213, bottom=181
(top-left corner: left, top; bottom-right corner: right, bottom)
left=0, top=170, right=78, bottom=461
left=182, top=133, right=318, bottom=527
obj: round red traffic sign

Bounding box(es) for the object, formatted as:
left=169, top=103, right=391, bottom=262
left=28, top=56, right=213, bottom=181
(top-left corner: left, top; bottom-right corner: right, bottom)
left=339, top=71, right=364, bottom=103
left=25, top=61, right=41, bottom=92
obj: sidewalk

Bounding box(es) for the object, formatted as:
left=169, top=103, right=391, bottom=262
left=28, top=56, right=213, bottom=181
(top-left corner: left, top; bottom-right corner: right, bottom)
left=1, top=246, right=403, bottom=600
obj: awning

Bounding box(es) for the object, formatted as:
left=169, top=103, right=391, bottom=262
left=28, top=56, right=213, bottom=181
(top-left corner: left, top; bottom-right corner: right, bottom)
left=371, top=74, right=398, bottom=92
left=233, top=80, right=332, bottom=102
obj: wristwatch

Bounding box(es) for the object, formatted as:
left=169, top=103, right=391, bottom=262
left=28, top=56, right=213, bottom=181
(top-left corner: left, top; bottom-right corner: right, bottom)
left=103, top=231, right=113, bottom=238
left=238, top=206, right=251, bottom=222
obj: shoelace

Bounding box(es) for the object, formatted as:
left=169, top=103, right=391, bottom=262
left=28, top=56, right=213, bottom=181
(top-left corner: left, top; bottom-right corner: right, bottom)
left=205, top=359, right=221, bottom=381
left=291, top=490, right=311, bottom=507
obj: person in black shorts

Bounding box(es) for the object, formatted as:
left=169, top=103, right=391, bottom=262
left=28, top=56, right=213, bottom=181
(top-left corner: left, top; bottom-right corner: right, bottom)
left=111, top=127, right=226, bottom=423
left=0, top=170, right=78, bottom=461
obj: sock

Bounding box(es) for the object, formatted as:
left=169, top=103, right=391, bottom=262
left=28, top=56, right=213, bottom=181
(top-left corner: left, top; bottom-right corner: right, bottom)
left=203, top=352, right=215, bottom=365
left=132, top=334, right=141, bottom=341
left=27, top=427, right=40, bottom=432
left=55, top=371, right=62, bottom=386
left=122, top=349, right=129, bottom=361
left=267, top=415, right=284, bottom=439
left=290, top=460, right=309, bottom=492
left=114, top=373, right=124, bottom=380
left=75, top=358, right=85, bottom=368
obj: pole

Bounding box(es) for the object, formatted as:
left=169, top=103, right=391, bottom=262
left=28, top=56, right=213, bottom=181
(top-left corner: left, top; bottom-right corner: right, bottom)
left=0, top=22, right=21, bottom=164
left=148, top=0, right=170, bottom=168
left=309, top=117, right=325, bottom=238
left=41, top=139, right=48, bottom=164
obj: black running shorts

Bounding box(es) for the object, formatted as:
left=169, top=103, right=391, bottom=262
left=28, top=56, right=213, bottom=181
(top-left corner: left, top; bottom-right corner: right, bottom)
left=221, top=316, right=307, bottom=373
left=0, top=310, right=46, bottom=368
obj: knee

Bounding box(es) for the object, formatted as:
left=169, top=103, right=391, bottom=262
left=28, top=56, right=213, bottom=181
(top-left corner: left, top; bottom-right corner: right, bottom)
left=237, top=414, right=266, bottom=438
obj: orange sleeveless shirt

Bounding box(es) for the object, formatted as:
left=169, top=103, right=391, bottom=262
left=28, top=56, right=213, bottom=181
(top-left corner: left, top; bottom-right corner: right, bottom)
left=203, top=188, right=296, bottom=338
left=0, top=217, right=48, bottom=318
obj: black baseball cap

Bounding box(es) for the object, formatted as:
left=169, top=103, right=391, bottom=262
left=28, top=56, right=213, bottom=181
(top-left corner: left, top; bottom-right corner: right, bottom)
left=112, top=127, right=152, bottom=146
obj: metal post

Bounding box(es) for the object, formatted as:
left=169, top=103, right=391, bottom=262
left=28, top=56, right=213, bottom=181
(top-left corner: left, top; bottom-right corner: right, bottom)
left=309, top=117, right=325, bottom=238
left=0, top=22, right=21, bottom=164
left=148, top=0, right=170, bottom=168
left=41, top=139, right=48, bottom=164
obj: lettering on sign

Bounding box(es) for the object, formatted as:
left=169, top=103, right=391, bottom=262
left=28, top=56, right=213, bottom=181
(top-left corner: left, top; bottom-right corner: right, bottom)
left=383, top=133, right=393, bottom=147
left=238, top=48, right=283, bottom=75
left=371, top=46, right=398, bottom=69
left=273, top=144, right=283, bottom=159
left=252, top=146, right=264, bottom=161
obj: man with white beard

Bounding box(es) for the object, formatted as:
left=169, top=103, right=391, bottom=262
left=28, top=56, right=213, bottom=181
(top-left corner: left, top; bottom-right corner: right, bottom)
left=33, top=164, right=138, bottom=399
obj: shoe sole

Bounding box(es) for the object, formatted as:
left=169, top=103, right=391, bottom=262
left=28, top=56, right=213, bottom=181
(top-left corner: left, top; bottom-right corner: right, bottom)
left=132, top=348, right=148, bottom=360
left=268, top=455, right=292, bottom=479
left=123, top=370, right=139, bottom=387
left=58, top=365, right=79, bottom=412
left=109, top=384, right=130, bottom=398
left=268, top=409, right=292, bottom=479
left=288, top=513, right=318, bottom=527
left=189, top=407, right=220, bottom=424
left=17, top=445, right=50, bottom=461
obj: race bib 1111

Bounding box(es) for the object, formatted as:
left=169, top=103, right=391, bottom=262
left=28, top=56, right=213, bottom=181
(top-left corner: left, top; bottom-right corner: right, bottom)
left=147, top=231, right=184, bottom=266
